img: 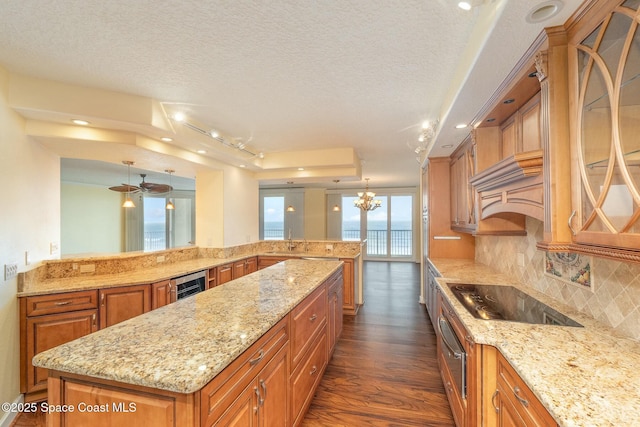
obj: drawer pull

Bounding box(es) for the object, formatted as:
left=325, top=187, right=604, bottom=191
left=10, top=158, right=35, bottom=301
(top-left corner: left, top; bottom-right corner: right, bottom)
left=513, top=386, right=529, bottom=407
left=101, top=294, right=105, bottom=306
left=54, top=301, right=72, bottom=306
left=310, top=365, right=318, bottom=376
left=309, top=314, right=318, bottom=322
left=492, top=390, right=499, bottom=412
left=249, top=349, right=265, bottom=366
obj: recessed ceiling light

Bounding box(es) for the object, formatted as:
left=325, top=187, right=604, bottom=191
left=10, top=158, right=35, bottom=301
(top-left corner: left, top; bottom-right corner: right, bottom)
left=161, top=137, right=173, bottom=142
left=526, top=1, right=563, bottom=24
left=239, top=164, right=246, bottom=168
left=457, top=1, right=472, bottom=11
left=172, top=112, right=186, bottom=122
left=72, top=119, right=90, bottom=126
left=298, top=167, right=305, bottom=171
left=196, top=149, right=207, bottom=154
left=503, top=98, right=515, bottom=104
left=455, top=124, right=468, bottom=129
left=421, top=120, right=430, bottom=129
left=210, top=130, right=219, bottom=138
left=442, top=144, right=454, bottom=148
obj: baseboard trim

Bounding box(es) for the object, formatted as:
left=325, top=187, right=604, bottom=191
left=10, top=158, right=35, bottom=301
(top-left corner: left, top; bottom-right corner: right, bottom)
left=0, top=394, right=24, bottom=427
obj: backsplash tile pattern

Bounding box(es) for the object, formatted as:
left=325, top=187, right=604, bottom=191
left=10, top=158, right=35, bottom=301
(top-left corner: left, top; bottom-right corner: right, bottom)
left=476, top=217, right=640, bottom=342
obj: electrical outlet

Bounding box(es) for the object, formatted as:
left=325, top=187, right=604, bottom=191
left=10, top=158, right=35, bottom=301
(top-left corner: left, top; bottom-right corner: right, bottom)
left=325, top=244, right=333, bottom=254
left=4, top=263, right=18, bottom=281
left=50, top=241, right=60, bottom=255
left=25, top=251, right=31, bottom=265
left=80, top=264, right=95, bottom=273
left=156, top=255, right=165, bottom=263
left=517, top=252, right=525, bottom=267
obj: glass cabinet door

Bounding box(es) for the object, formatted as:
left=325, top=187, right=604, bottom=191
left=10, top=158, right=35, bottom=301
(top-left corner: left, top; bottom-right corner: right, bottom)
left=573, top=1, right=640, bottom=249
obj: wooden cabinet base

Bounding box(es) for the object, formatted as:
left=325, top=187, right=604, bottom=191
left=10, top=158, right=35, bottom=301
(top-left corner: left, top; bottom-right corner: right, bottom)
left=46, top=373, right=198, bottom=427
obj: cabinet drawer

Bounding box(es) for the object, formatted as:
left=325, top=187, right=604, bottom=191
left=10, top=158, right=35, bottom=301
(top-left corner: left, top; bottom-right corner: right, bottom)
left=290, top=326, right=327, bottom=426
left=200, top=316, right=289, bottom=425
left=25, top=290, right=98, bottom=317
left=497, top=353, right=556, bottom=427
left=291, top=285, right=327, bottom=367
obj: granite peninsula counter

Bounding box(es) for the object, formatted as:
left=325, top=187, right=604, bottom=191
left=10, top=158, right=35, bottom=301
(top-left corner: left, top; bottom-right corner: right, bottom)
left=33, top=259, right=341, bottom=393
left=430, top=258, right=640, bottom=427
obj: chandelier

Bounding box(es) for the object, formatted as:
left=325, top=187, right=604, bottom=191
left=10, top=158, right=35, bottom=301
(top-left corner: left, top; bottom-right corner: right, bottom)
left=354, top=178, right=382, bottom=211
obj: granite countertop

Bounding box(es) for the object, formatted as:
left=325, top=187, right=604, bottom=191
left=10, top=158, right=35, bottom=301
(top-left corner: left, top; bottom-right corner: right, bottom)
left=32, top=259, right=342, bottom=394
left=429, top=258, right=640, bottom=427
left=18, top=250, right=354, bottom=297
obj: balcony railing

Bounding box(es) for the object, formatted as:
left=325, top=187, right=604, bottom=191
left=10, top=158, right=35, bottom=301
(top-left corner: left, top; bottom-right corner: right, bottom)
left=263, top=228, right=412, bottom=257
left=365, top=229, right=412, bottom=256
left=144, top=231, right=166, bottom=251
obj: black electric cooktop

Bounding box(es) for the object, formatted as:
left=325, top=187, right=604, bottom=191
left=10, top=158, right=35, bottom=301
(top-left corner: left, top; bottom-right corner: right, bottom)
left=447, top=283, right=583, bottom=327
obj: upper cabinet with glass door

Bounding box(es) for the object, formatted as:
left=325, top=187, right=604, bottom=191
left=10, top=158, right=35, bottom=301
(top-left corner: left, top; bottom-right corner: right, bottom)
left=569, top=0, right=640, bottom=258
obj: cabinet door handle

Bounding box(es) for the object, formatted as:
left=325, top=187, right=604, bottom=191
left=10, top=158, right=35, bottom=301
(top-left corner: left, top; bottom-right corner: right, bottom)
left=100, top=294, right=105, bottom=307
left=513, top=386, right=529, bottom=407
left=254, top=386, right=260, bottom=414
left=259, top=379, right=267, bottom=405
left=309, top=314, right=318, bottom=322
left=492, top=390, right=500, bottom=412
left=92, top=313, right=97, bottom=328
left=310, top=365, right=318, bottom=376
left=568, top=210, right=577, bottom=236
left=249, top=349, right=264, bottom=366
left=54, top=301, right=71, bottom=306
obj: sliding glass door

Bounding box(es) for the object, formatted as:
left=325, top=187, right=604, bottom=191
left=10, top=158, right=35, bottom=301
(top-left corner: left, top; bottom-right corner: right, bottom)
left=366, top=195, right=413, bottom=259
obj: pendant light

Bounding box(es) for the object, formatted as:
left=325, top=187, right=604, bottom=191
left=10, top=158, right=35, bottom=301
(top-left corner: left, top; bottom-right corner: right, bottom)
left=165, top=169, right=175, bottom=210
left=332, top=180, right=341, bottom=212
left=122, top=160, right=136, bottom=208
left=286, top=181, right=295, bottom=212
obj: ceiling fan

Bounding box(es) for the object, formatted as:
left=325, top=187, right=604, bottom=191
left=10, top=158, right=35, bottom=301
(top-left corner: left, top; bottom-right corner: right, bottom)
left=109, top=173, right=173, bottom=194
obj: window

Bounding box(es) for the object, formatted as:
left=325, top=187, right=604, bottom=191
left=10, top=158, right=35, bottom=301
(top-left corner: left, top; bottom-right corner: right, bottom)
left=341, top=196, right=361, bottom=240
left=137, top=192, right=195, bottom=251
left=263, top=196, right=285, bottom=240
left=366, top=194, right=413, bottom=258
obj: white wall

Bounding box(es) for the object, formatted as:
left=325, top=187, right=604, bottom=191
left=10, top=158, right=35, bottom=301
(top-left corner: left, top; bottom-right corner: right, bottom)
left=0, top=66, right=60, bottom=424
left=196, top=167, right=259, bottom=248
left=223, top=167, right=259, bottom=246
left=61, top=183, right=122, bottom=255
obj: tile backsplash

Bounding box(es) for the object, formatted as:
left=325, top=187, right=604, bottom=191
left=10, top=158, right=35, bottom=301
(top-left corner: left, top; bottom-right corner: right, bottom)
left=476, top=217, right=640, bottom=342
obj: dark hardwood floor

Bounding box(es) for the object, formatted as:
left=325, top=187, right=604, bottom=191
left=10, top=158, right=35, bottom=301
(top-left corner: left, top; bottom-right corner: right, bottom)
left=302, top=261, right=454, bottom=426
left=11, top=261, right=453, bottom=427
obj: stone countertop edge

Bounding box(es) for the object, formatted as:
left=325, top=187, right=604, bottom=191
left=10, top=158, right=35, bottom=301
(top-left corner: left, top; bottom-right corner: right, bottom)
left=32, top=259, right=343, bottom=394
left=18, top=251, right=357, bottom=297
left=428, top=258, right=640, bottom=427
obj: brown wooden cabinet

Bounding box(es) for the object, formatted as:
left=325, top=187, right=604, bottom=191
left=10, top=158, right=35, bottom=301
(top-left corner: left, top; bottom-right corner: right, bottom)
left=232, top=256, right=258, bottom=280
left=257, top=256, right=289, bottom=269
left=20, top=290, right=99, bottom=400
left=484, top=347, right=557, bottom=427
left=151, top=279, right=174, bottom=309
left=338, top=258, right=356, bottom=315
left=500, top=93, right=541, bottom=159
left=326, top=268, right=343, bottom=359
left=450, top=136, right=476, bottom=232
left=207, top=267, right=217, bottom=288
left=289, top=284, right=328, bottom=425
left=217, top=263, right=234, bottom=285
left=99, top=284, right=151, bottom=329
left=201, top=316, right=290, bottom=427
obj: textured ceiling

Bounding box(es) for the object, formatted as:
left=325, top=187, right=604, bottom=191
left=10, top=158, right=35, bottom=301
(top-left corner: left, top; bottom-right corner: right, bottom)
left=0, top=0, right=583, bottom=188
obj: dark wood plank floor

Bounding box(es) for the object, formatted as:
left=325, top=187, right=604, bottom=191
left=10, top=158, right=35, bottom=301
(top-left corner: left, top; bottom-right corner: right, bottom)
left=11, top=261, right=453, bottom=427
left=302, top=261, right=454, bottom=427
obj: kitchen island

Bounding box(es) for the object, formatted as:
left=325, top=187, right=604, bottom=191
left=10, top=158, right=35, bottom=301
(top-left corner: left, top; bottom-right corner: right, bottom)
left=430, top=258, right=640, bottom=427
left=32, top=259, right=343, bottom=426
